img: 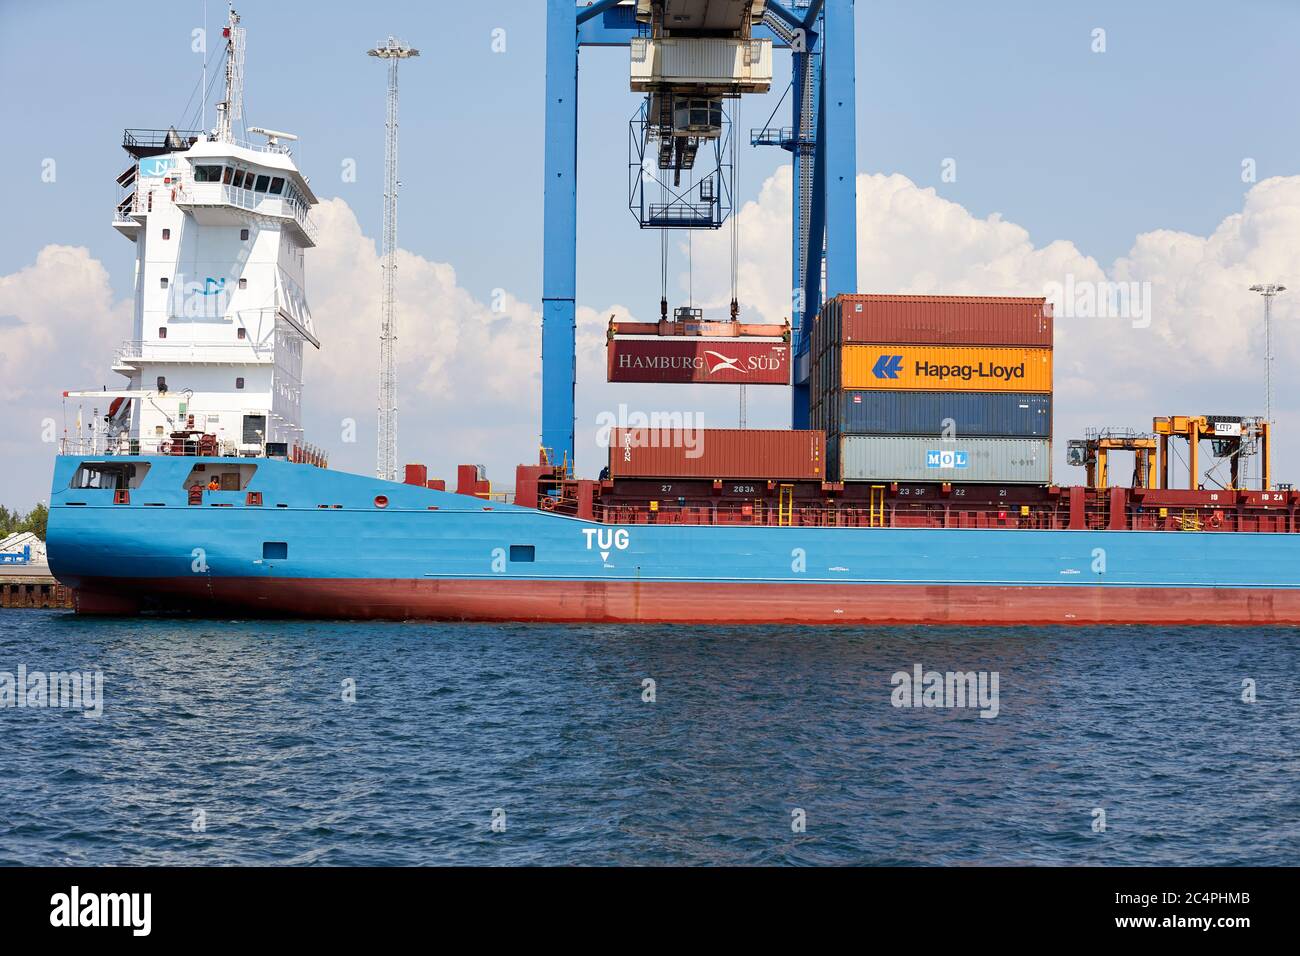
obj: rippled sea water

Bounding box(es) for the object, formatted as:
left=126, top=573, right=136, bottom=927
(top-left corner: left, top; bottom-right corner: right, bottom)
left=1, top=611, right=1297, bottom=865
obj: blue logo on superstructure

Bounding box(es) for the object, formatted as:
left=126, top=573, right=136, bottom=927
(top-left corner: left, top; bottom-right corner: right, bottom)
left=138, top=157, right=177, bottom=178
left=872, top=354, right=904, bottom=379
left=926, top=450, right=969, bottom=469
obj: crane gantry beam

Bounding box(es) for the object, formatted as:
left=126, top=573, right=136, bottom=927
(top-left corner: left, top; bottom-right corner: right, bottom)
left=543, top=0, right=858, bottom=468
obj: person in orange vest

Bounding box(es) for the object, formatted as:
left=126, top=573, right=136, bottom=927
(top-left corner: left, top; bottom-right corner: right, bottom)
left=207, top=477, right=221, bottom=492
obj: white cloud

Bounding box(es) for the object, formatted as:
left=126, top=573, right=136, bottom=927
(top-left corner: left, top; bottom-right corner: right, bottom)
left=0, top=245, right=124, bottom=399
left=0, top=245, right=129, bottom=506
left=307, top=198, right=786, bottom=483
left=4, top=173, right=1300, bottom=506
left=301, top=198, right=545, bottom=481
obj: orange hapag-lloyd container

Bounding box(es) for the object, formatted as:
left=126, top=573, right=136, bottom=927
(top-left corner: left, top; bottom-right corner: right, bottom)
left=609, top=428, right=824, bottom=479
left=840, top=345, right=1053, bottom=393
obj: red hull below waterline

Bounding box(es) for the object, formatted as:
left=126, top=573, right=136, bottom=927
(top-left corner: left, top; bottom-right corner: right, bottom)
left=70, top=577, right=1300, bottom=625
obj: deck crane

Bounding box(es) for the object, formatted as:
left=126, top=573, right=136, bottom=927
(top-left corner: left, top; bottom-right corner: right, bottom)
left=1066, top=429, right=1159, bottom=490
left=1069, top=416, right=1275, bottom=491
left=542, top=0, right=858, bottom=469
left=1153, top=415, right=1273, bottom=491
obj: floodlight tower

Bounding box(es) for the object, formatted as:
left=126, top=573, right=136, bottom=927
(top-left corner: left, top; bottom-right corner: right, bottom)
left=368, top=37, right=419, bottom=481
left=1249, top=283, right=1287, bottom=426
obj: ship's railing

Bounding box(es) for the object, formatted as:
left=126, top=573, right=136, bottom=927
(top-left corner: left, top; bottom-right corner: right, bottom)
left=124, top=177, right=318, bottom=244
left=229, top=137, right=293, bottom=156
left=113, top=192, right=138, bottom=226
left=56, top=434, right=328, bottom=467
left=122, top=129, right=290, bottom=156
left=115, top=339, right=276, bottom=365
left=589, top=502, right=1076, bottom=529
left=122, top=128, right=205, bottom=153
left=585, top=500, right=1297, bottom=534
left=171, top=179, right=318, bottom=244
left=59, top=434, right=241, bottom=457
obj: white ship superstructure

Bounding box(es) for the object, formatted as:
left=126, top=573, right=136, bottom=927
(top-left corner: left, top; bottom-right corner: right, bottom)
left=78, top=9, right=320, bottom=460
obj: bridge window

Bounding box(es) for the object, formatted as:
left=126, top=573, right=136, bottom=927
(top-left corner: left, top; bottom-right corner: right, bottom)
left=222, top=167, right=233, bottom=185
left=269, top=177, right=284, bottom=195
left=193, top=164, right=223, bottom=183
left=240, top=228, right=249, bottom=240
left=253, top=175, right=270, bottom=193
left=158, top=327, right=167, bottom=338
left=235, top=377, right=245, bottom=389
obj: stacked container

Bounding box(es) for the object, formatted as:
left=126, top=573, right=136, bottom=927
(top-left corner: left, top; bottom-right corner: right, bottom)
left=810, top=295, right=1054, bottom=484
left=609, top=428, right=824, bottom=480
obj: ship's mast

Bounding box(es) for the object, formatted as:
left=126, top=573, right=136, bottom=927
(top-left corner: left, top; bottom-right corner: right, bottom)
left=215, top=7, right=244, bottom=144
left=368, top=37, right=419, bottom=481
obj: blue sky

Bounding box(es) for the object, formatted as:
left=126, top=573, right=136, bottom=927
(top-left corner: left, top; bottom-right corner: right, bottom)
left=4, top=0, right=1297, bottom=303
left=3, top=0, right=1300, bottom=505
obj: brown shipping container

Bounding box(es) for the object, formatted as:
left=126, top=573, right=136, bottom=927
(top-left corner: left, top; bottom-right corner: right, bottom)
left=826, top=294, right=1053, bottom=347
left=608, top=338, right=790, bottom=384
left=609, top=428, right=824, bottom=479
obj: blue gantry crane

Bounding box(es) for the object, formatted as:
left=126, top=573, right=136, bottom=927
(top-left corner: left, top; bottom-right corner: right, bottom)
left=542, top=0, right=858, bottom=468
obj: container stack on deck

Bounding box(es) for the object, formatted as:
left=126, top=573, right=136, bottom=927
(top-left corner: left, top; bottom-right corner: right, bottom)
left=810, top=294, right=1055, bottom=483
left=608, top=428, right=824, bottom=479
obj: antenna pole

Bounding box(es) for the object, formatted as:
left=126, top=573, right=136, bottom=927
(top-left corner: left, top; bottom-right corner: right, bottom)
left=202, top=1, right=208, bottom=132
left=215, top=7, right=244, bottom=144
left=368, top=37, right=419, bottom=481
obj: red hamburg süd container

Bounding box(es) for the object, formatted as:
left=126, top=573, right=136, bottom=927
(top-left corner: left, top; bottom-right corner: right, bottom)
left=825, top=294, right=1053, bottom=347
left=608, top=428, right=824, bottom=479
left=608, top=338, right=790, bottom=384
left=403, top=463, right=428, bottom=486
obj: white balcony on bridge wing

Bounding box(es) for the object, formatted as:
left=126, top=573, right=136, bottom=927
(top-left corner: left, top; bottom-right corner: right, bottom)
left=113, top=338, right=278, bottom=371
left=171, top=179, right=318, bottom=246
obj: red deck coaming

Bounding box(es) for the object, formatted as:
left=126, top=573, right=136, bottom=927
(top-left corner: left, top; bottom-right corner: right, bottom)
left=71, top=577, right=1300, bottom=625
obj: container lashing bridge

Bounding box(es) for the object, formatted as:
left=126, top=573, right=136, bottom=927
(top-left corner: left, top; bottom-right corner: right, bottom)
left=542, top=0, right=859, bottom=469
left=1068, top=416, right=1274, bottom=491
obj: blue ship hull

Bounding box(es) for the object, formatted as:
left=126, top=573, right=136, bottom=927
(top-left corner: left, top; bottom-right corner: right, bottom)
left=45, top=455, right=1300, bottom=624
